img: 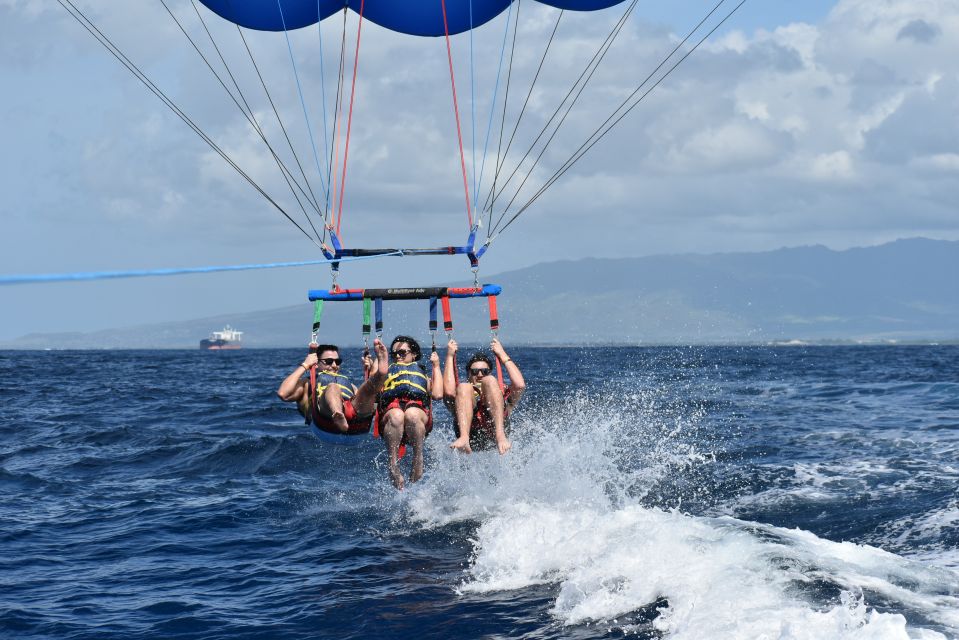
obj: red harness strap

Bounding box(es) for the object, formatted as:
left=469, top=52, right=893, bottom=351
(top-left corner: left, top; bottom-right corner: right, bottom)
left=488, top=296, right=506, bottom=392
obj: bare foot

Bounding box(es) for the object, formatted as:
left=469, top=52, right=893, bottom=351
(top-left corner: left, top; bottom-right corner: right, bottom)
left=497, top=437, right=512, bottom=455
left=331, top=411, right=349, bottom=433
left=389, top=463, right=405, bottom=490
left=373, top=338, right=389, bottom=377
left=450, top=436, right=472, bottom=454
left=409, top=455, right=424, bottom=483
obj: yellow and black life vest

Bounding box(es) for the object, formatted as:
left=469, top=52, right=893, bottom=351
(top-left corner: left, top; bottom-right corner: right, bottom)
left=315, top=371, right=355, bottom=401
left=379, top=362, right=430, bottom=404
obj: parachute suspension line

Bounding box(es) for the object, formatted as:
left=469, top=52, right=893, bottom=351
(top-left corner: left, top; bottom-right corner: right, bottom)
left=328, top=9, right=350, bottom=238
left=497, top=0, right=748, bottom=239
left=275, top=0, right=330, bottom=207
left=491, top=0, right=639, bottom=228
left=469, top=0, right=479, bottom=228
left=184, top=0, right=324, bottom=240
left=335, top=0, right=366, bottom=238
left=474, top=0, right=515, bottom=233
left=316, top=1, right=333, bottom=217
left=485, top=0, right=521, bottom=241
left=469, top=0, right=477, bottom=219
left=440, top=0, right=475, bottom=230
left=55, top=0, right=322, bottom=249
left=235, top=24, right=329, bottom=223
left=483, top=8, right=562, bottom=218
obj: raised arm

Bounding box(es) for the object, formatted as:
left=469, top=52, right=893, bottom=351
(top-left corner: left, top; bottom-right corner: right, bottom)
left=491, top=338, right=525, bottom=410
left=277, top=351, right=317, bottom=402
left=443, top=338, right=459, bottom=402
left=429, top=350, right=444, bottom=401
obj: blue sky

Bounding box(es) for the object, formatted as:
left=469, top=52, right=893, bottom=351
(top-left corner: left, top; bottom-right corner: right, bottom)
left=2, top=0, right=957, bottom=341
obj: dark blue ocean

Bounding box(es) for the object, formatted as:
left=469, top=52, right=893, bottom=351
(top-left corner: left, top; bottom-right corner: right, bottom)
left=2, top=346, right=958, bottom=639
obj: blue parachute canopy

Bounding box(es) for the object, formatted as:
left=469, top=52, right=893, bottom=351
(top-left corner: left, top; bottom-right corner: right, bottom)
left=197, top=0, right=628, bottom=36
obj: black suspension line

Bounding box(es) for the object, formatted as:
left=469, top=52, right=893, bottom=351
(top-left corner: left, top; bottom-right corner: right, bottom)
left=191, top=1, right=325, bottom=217
left=495, top=0, right=747, bottom=239
left=482, top=6, right=562, bottom=217
left=489, top=0, right=638, bottom=230
left=170, top=0, right=325, bottom=243
left=325, top=8, right=351, bottom=236
left=233, top=24, right=330, bottom=224
left=56, top=0, right=323, bottom=249
left=484, top=0, right=522, bottom=241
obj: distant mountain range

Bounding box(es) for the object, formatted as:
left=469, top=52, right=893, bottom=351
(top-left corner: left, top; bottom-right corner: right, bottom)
left=4, top=238, right=957, bottom=349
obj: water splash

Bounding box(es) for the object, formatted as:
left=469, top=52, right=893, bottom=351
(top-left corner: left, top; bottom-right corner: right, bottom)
left=403, top=380, right=959, bottom=638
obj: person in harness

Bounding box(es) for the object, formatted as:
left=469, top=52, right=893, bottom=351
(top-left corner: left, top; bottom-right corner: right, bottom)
left=378, top=335, right=443, bottom=489
left=445, top=338, right=526, bottom=455
left=277, top=339, right=389, bottom=433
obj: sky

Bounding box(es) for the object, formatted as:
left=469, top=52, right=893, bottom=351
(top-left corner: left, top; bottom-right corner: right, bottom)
left=1, top=0, right=957, bottom=341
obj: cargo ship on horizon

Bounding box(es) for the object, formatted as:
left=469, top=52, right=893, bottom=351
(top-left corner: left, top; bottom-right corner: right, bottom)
left=200, top=326, right=243, bottom=350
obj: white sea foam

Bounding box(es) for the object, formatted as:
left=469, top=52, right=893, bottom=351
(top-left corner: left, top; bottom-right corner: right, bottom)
left=406, top=388, right=959, bottom=639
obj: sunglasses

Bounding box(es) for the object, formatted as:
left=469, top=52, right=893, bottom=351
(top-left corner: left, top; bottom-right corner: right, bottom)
left=318, top=357, right=342, bottom=366
left=469, top=367, right=490, bottom=376
left=392, top=348, right=412, bottom=359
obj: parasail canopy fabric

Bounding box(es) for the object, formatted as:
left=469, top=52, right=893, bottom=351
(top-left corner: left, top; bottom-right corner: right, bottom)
left=197, top=0, right=629, bottom=36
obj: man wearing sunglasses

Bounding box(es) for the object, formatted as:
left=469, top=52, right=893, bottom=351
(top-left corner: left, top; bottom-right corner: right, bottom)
left=378, top=336, right=444, bottom=489
left=277, top=339, right=389, bottom=433
left=445, top=337, right=525, bottom=455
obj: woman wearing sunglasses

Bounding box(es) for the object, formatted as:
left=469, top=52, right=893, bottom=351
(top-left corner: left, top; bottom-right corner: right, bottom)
left=445, top=337, right=526, bottom=456
left=277, top=339, right=389, bottom=434
left=378, top=335, right=444, bottom=489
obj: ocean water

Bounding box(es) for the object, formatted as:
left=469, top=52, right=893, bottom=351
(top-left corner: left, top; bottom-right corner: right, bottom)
left=1, top=346, right=958, bottom=639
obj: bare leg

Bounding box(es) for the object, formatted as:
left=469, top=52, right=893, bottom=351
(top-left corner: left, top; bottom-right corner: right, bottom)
left=321, top=384, right=350, bottom=433
left=450, top=383, right=476, bottom=453
left=381, top=408, right=406, bottom=489
left=480, top=376, right=511, bottom=455
left=404, top=407, right=428, bottom=483
left=353, top=340, right=390, bottom=415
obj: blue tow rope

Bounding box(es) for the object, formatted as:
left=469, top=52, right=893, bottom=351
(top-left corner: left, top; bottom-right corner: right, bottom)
left=0, top=252, right=402, bottom=286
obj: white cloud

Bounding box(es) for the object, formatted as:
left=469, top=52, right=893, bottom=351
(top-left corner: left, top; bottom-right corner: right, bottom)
left=911, top=153, right=959, bottom=173
left=4, top=0, right=959, bottom=337
left=809, top=150, right=855, bottom=182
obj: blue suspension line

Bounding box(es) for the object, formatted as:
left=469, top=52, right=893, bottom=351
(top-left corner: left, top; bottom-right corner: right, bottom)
left=276, top=0, right=328, bottom=204
left=316, top=0, right=332, bottom=216
left=475, top=0, right=514, bottom=213
left=0, top=252, right=403, bottom=286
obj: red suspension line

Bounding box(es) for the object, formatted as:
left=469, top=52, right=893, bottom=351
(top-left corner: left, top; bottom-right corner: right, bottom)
left=335, top=0, right=366, bottom=237
left=440, top=0, right=474, bottom=230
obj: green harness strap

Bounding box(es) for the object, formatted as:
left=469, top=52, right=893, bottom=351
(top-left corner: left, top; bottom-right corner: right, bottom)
left=311, top=300, right=325, bottom=340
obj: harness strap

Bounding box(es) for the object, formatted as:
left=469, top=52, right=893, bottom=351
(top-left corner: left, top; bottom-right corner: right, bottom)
left=307, top=357, right=317, bottom=425
left=441, top=295, right=453, bottom=333
left=441, top=294, right=458, bottom=383
left=429, top=296, right=438, bottom=353
left=362, top=297, right=372, bottom=380
left=488, top=295, right=505, bottom=392
left=311, top=300, right=324, bottom=343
